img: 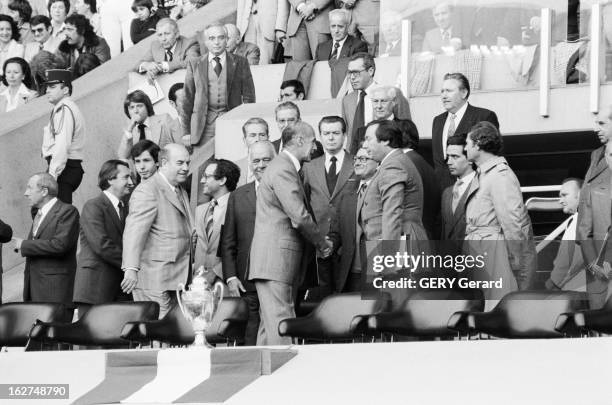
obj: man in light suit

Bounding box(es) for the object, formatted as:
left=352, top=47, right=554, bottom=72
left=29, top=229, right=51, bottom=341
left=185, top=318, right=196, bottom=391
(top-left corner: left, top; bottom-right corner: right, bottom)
left=0, top=219, right=12, bottom=303
left=121, top=144, right=194, bottom=318
left=226, top=23, right=261, bottom=66
left=315, top=9, right=368, bottom=61
left=422, top=2, right=463, bottom=53
left=249, top=121, right=332, bottom=345
left=181, top=22, right=256, bottom=150
left=303, top=116, right=354, bottom=293
left=286, top=0, right=333, bottom=61
left=73, top=160, right=133, bottom=316
left=236, top=0, right=289, bottom=64
left=136, top=18, right=200, bottom=81
left=221, top=141, right=277, bottom=345
left=194, top=159, right=241, bottom=283
left=432, top=72, right=499, bottom=190
left=13, top=173, right=79, bottom=317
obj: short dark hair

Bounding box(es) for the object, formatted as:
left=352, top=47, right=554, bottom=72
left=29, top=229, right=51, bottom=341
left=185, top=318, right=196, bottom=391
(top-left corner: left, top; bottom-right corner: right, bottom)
left=124, top=90, right=155, bottom=118
left=467, top=121, right=503, bottom=156
left=73, top=53, right=100, bottom=78
left=0, top=14, right=20, bottom=41
left=81, top=0, right=97, bottom=12
left=318, top=115, right=346, bottom=134
left=207, top=159, right=241, bottom=192
left=396, top=119, right=419, bottom=150
left=132, top=0, right=154, bottom=12
left=349, top=52, right=376, bottom=73
left=98, top=160, right=129, bottom=190
left=65, top=13, right=94, bottom=38
left=47, top=0, right=70, bottom=13
left=443, top=72, right=471, bottom=99
left=8, top=0, right=32, bottom=23
left=2, top=57, right=34, bottom=88
left=168, top=82, right=184, bottom=103
left=242, top=117, right=269, bottom=137
left=275, top=101, right=300, bottom=120
left=130, top=139, right=160, bottom=162
left=280, top=79, right=305, bottom=97
left=30, top=15, right=51, bottom=28
left=446, top=133, right=467, bottom=151
left=367, top=120, right=403, bottom=148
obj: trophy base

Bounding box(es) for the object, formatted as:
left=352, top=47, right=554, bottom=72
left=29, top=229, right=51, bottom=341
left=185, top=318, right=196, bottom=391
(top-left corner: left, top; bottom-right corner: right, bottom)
left=193, top=331, right=213, bottom=348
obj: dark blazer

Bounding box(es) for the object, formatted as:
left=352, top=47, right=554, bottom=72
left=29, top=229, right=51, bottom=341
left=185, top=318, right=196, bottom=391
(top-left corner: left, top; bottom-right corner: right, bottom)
left=405, top=150, right=441, bottom=240
left=440, top=178, right=476, bottom=242
left=431, top=104, right=499, bottom=189
left=315, top=35, right=369, bottom=61
left=221, top=181, right=257, bottom=291
left=584, top=145, right=608, bottom=184
left=73, top=193, right=126, bottom=305
left=20, top=200, right=79, bottom=305
left=234, top=41, right=261, bottom=65
left=137, top=35, right=201, bottom=72
left=0, top=219, right=12, bottom=304
left=181, top=52, right=256, bottom=145
left=56, top=35, right=111, bottom=69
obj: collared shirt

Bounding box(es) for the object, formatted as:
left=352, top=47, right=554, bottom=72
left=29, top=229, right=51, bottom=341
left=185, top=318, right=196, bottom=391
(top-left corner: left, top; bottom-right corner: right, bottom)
left=364, top=81, right=378, bottom=125
left=103, top=190, right=122, bottom=219
left=284, top=150, right=301, bottom=173
left=455, top=171, right=476, bottom=198
left=208, top=51, right=227, bottom=68
left=211, top=192, right=230, bottom=226
left=563, top=213, right=578, bottom=241
left=34, top=197, right=58, bottom=235
left=161, top=41, right=178, bottom=72
left=325, top=150, right=345, bottom=175
left=380, top=148, right=398, bottom=166
left=0, top=83, right=33, bottom=112
left=126, top=116, right=152, bottom=140
left=158, top=171, right=176, bottom=192
left=331, top=36, right=348, bottom=59
left=50, top=23, right=65, bottom=38
left=442, top=101, right=469, bottom=158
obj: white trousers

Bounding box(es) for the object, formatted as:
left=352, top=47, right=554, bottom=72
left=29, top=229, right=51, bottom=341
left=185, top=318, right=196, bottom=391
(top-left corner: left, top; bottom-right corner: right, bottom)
left=99, top=0, right=134, bottom=57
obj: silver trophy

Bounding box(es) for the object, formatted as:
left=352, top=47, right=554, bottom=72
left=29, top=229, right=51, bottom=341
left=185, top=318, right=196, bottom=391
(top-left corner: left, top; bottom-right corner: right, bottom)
left=177, top=266, right=224, bottom=347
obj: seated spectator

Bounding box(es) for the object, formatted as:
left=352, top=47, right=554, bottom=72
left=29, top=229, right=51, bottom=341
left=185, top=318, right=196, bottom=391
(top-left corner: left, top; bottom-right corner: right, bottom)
left=136, top=18, right=200, bottom=80
left=0, top=14, right=25, bottom=75
left=74, top=0, right=101, bottom=36
left=0, top=56, right=37, bottom=112
left=279, top=79, right=305, bottom=102
left=168, top=81, right=184, bottom=136
left=225, top=23, right=260, bottom=65
left=7, top=0, right=33, bottom=44
left=117, top=89, right=180, bottom=159
left=24, top=15, right=60, bottom=62
left=130, top=139, right=160, bottom=183
left=130, top=0, right=160, bottom=45
left=315, top=9, right=367, bottom=62
left=56, top=14, right=110, bottom=72
left=379, top=11, right=401, bottom=57
left=72, top=52, right=100, bottom=78
left=29, top=50, right=63, bottom=93
left=422, top=3, right=464, bottom=54
left=48, top=0, right=69, bottom=42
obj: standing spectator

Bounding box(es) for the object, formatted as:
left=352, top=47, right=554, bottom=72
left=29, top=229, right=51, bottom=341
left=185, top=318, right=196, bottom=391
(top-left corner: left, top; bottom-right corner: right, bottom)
left=0, top=57, right=37, bottom=112
left=13, top=173, right=79, bottom=316
left=129, top=0, right=159, bottom=45
left=136, top=18, right=200, bottom=81
left=279, top=79, right=305, bottom=101
left=315, top=9, right=367, bottom=61
left=48, top=0, right=69, bottom=42
left=336, top=0, right=379, bottom=55
left=285, top=0, right=332, bottom=61
left=41, top=69, right=85, bottom=204
left=121, top=144, right=194, bottom=319
left=432, top=72, right=499, bottom=190
left=72, top=52, right=100, bottom=78
left=0, top=218, right=12, bottom=304
left=74, top=0, right=102, bottom=36
left=235, top=117, right=270, bottom=184
left=225, top=23, right=260, bottom=66
left=56, top=13, right=110, bottom=71
left=583, top=107, right=612, bottom=185
left=272, top=100, right=300, bottom=152
left=464, top=121, right=536, bottom=309
left=99, top=0, right=133, bottom=58
left=236, top=0, right=288, bottom=65
left=24, top=15, right=60, bottom=62
left=0, top=14, right=24, bottom=75
left=221, top=140, right=276, bottom=345
left=130, top=139, right=160, bottom=183
left=7, top=0, right=33, bottom=44
left=117, top=90, right=179, bottom=159
left=73, top=160, right=134, bottom=316
left=181, top=22, right=255, bottom=150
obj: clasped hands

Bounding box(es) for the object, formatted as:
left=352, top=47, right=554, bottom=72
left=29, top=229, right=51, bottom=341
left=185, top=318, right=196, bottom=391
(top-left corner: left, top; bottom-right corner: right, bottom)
left=588, top=261, right=612, bottom=281
left=298, top=2, right=317, bottom=21
left=317, top=237, right=333, bottom=259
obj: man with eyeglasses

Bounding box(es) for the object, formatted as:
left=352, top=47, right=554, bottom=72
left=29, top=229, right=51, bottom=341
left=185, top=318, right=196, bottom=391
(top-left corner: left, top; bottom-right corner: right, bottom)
left=236, top=117, right=270, bottom=185
left=24, top=15, right=61, bottom=62
left=221, top=140, right=276, bottom=345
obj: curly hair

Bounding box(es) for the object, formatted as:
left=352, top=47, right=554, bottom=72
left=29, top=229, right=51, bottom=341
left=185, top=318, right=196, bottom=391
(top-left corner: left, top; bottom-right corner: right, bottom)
left=467, top=121, right=503, bottom=156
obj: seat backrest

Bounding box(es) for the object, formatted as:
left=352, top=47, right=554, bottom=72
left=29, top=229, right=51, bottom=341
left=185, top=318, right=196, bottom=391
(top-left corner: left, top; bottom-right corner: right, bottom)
left=79, top=302, right=159, bottom=344
left=0, top=302, right=66, bottom=346
left=313, top=292, right=388, bottom=338
left=495, top=290, right=589, bottom=337
left=206, top=297, right=249, bottom=340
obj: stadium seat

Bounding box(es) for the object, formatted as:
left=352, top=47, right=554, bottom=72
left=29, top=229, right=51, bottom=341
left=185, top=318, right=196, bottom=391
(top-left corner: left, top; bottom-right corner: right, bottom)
left=448, top=291, right=589, bottom=338
left=120, top=304, right=195, bottom=346
left=29, top=302, right=159, bottom=348
left=0, top=302, right=67, bottom=349
left=278, top=292, right=390, bottom=343
left=205, top=297, right=250, bottom=346
left=555, top=294, right=612, bottom=336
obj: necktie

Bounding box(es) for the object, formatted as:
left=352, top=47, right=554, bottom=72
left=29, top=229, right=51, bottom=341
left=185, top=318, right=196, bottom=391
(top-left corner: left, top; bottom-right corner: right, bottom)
left=213, top=56, right=222, bottom=77
left=118, top=201, right=126, bottom=225
left=357, top=182, right=367, bottom=199
left=166, top=49, right=173, bottom=62
left=32, top=210, right=43, bottom=236
left=352, top=90, right=366, bottom=148
left=205, top=199, right=217, bottom=240
left=298, top=168, right=305, bottom=184
left=447, top=113, right=456, bottom=138
left=452, top=179, right=463, bottom=213
left=138, top=123, right=146, bottom=141
left=442, top=30, right=451, bottom=44
left=330, top=41, right=340, bottom=59
left=326, top=156, right=338, bottom=195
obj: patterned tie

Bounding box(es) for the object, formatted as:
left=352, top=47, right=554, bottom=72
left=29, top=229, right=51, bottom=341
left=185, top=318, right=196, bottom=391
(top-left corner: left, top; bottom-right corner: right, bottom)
left=213, top=56, right=222, bottom=77
left=330, top=41, right=340, bottom=59
left=32, top=210, right=43, bottom=236
left=138, top=123, right=146, bottom=141
left=452, top=179, right=463, bottom=213
left=447, top=113, right=456, bottom=138
left=166, top=49, right=173, bottom=62
left=326, top=156, right=338, bottom=195
left=357, top=182, right=367, bottom=199
left=205, top=199, right=217, bottom=240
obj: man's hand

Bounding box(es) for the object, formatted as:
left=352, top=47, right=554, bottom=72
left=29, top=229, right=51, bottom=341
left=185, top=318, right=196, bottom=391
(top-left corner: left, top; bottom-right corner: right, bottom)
left=227, top=279, right=246, bottom=297
left=121, top=269, right=138, bottom=294
left=11, top=237, right=23, bottom=252
left=299, top=2, right=317, bottom=20
left=318, top=239, right=333, bottom=259
left=141, top=61, right=160, bottom=74
left=588, top=262, right=610, bottom=280
left=275, top=30, right=286, bottom=44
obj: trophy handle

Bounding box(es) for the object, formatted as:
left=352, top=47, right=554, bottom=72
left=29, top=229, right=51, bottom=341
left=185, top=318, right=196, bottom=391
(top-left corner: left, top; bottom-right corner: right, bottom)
left=176, top=283, right=187, bottom=317
left=213, top=281, right=224, bottom=309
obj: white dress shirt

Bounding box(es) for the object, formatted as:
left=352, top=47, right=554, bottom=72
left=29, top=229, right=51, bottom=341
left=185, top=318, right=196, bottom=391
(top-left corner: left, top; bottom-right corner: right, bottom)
left=103, top=190, right=122, bottom=219
left=0, top=83, right=32, bottom=112
left=34, top=197, right=58, bottom=236
left=325, top=149, right=345, bottom=175
left=211, top=192, right=230, bottom=227
left=331, top=36, right=348, bottom=60
left=455, top=171, right=476, bottom=199
left=442, top=101, right=469, bottom=158
left=208, top=51, right=227, bottom=70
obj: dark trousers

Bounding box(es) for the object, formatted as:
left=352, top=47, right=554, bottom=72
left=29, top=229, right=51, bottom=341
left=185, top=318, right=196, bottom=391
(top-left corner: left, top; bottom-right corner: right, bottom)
left=46, top=158, right=84, bottom=204
left=242, top=291, right=260, bottom=346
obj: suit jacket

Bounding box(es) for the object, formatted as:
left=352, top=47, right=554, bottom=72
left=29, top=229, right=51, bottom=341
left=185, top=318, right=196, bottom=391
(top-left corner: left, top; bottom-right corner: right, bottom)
left=73, top=193, right=126, bottom=304
left=584, top=146, right=608, bottom=184
left=234, top=41, right=261, bottom=65
left=237, top=0, right=289, bottom=42
left=249, top=152, right=327, bottom=285
left=21, top=200, right=79, bottom=304
left=440, top=177, right=475, bottom=242
left=194, top=197, right=228, bottom=279
left=549, top=214, right=585, bottom=289
left=181, top=52, right=256, bottom=145
left=405, top=150, right=440, bottom=240
left=286, top=0, right=333, bottom=38
left=379, top=39, right=401, bottom=56
left=422, top=26, right=464, bottom=53
left=303, top=152, right=355, bottom=238
left=117, top=114, right=181, bottom=159
left=221, top=181, right=257, bottom=291
left=432, top=104, right=499, bottom=189
left=122, top=172, right=194, bottom=291
left=315, top=35, right=368, bottom=61
left=137, top=35, right=200, bottom=72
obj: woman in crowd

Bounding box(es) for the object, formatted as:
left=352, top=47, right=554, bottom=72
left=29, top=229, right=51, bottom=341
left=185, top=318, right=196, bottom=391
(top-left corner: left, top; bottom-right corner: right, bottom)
left=0, top=56, right=36, bottom=112
left=48, top=0, right=69, bottom=40
left=74, top=0, right=101, bottom=36
left=7, top=0, right=33, bottom=44
left=129, top=0, right=159, bottom=45
left=0, top=14, right=24, bottom=76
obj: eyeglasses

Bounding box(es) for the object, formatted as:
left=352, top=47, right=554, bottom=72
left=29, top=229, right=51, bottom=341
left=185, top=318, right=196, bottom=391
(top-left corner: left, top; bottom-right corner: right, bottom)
left=251, top=158, right=272, bottom=165
left=347, top=68, right=367, bottom=77
left=353, top=156, right=373, bottom=163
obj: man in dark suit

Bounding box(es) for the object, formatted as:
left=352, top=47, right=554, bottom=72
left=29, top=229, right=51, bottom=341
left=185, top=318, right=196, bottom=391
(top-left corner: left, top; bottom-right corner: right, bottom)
left=432, top=72, right=499, bottom=190
left=13, top=173, right=79, bottom=314
left=271, top=101, right=324, bottom=159
left=226, top=23, right=261, bottom=65
left=303, top=116, right=354, bottom=293
left=73, top=160, right=134, bottom=317
left=285, top=0, right=333, bottom=61
left=0, top=219, right=12, bottom=304
left=221, top=140, right=276, bottom=345
left=583, top=107, right=612, bottom=186
left=315, top=9, right=368, bottom=62
left=249, top=122, right=332, bottom=345
left=181, top=22, right=256, bottom=150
